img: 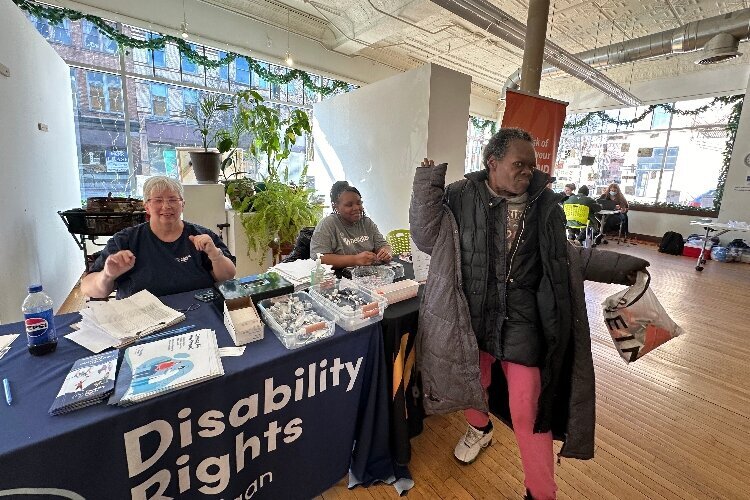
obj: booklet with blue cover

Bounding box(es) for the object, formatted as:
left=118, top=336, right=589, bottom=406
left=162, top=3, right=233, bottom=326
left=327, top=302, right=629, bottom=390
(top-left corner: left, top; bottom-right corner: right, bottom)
left=109, top=329, right=224, bottom=406
left=49, top=350, right=119, bottom=415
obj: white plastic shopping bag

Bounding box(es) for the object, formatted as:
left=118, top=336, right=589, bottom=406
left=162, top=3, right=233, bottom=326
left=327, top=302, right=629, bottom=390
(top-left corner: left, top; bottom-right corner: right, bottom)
left=602, top=271, right=683, bottom=363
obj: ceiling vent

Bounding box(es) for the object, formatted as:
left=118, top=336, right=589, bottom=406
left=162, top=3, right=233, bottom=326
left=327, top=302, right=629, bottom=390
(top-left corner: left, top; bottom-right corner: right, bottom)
left=696, top=33, right=741, bottom=64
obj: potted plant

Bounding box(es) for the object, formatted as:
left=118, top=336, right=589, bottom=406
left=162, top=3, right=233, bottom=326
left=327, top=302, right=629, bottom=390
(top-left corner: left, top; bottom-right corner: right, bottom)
left=184, top=93, right=234, bottom=183
left=233, top=91, right=321, bottom=263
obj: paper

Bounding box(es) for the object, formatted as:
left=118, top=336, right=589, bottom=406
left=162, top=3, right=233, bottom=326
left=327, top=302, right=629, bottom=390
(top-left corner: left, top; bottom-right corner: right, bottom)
left=85, top=290, right=184, bottom=341
left=410, top=236, right=431, bottom=283
left=0, top=334, right=19, bottom=360
left=218, top=346, right=246, bottom=357
left=66, top=328, right=119, bottom=354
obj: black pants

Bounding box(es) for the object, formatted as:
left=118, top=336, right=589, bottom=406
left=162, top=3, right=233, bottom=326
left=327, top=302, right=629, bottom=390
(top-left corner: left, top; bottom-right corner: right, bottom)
left=603, top=213, right=628, bottom=235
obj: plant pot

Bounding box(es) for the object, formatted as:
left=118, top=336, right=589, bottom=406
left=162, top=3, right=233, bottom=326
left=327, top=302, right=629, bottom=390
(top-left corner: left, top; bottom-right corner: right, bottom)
left=189, top=151, right=221, bottom=184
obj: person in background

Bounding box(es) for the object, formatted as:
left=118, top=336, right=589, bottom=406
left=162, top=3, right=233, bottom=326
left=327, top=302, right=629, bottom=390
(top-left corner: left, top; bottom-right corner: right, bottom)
left=563, top=185, right=601, bottom=242
left=560, top=183, right=576, bottom=203
left=81, top=176, right=236, bottom=299
left=598, top=183, right=629, bottom=236
left=310, top=180, right=392, bottom=268
left=410, top=128, right=649, bottom=500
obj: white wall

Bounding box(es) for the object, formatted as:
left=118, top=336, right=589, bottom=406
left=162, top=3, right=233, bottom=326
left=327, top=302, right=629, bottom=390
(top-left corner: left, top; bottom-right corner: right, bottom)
left=718, top=75, right=750, bottom=226
left=0, top=0, right=81, bottom=323
left=311, top=63, right=470, bottom=234
left=628, top=211, right=706, bottom=240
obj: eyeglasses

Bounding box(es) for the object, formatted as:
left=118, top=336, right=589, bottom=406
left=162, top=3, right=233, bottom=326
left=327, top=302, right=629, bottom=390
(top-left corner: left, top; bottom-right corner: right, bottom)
left=148, top=197, right=183, bottom=206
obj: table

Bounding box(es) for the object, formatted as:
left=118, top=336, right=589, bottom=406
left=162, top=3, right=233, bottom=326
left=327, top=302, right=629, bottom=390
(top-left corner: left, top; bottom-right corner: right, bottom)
left=0, top=291, right=402, bottom=499
left=689, top=221, right=750, bottom=271
left=593, top=209, right=620, bottom=245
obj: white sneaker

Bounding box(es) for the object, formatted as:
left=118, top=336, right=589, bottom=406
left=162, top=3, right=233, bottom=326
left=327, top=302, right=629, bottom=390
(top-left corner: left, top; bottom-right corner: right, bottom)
left=454, top=423, right=493, bottom=463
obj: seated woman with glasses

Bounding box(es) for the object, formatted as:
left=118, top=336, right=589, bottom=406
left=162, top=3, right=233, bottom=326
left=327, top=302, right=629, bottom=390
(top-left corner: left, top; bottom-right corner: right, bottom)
left=81, top=176, right=236, bottom=299
left=310, top=180, right=392, bottom=268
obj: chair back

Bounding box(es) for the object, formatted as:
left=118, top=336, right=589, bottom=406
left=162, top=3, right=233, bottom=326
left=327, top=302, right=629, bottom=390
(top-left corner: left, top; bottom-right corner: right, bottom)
left=386, top=229, right=411, bottom=256
left=563, top=203, right=590, bottom=228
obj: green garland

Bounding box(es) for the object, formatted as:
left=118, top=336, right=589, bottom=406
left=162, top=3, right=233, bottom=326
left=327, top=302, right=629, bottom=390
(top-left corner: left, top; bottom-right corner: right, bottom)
left=562, top=95, right=743, bottom=129
left=470, top=116, right=497, bottom=135
left=563, top=94, right=744, bottom=210
left=13, top=0, right=351, bottom=97
left=628, top=201, right=717, bottom=213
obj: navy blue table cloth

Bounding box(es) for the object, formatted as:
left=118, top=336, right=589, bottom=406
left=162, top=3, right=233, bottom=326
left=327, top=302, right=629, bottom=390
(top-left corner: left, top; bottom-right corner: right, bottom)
left=0, top=291, right=400, bottom=499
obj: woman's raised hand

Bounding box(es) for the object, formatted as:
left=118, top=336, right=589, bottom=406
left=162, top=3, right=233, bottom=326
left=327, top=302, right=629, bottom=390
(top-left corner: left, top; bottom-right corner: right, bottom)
left=421, top=158, right=435, bottom=168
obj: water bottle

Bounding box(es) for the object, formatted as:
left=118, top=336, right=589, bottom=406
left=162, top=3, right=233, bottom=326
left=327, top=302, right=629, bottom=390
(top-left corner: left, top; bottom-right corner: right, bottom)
left=310, top=257, right=325, bottom=286
left=22, top=284, right=58, bottom=355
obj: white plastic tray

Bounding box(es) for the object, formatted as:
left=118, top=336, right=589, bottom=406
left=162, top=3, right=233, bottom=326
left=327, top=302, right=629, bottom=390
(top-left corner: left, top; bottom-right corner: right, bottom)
left=257, top=291, right=336, bottom=349
left=309, top=279, right=387, bottom=332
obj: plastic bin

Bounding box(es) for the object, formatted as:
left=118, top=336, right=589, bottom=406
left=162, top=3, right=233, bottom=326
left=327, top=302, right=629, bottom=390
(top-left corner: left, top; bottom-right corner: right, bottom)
left=351, top=265, right=395, bottom=290
left=374, top=279, right=420, bottom=304
left=309, top=279, right=387, bottom=332
left=257, top=292, right=335, bottom=349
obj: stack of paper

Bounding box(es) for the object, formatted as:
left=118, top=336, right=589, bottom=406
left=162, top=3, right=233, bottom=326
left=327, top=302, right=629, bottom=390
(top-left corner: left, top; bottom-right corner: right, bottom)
left=110, top=329, right=224, bottom=406
left=269, top=259, right=334, bottom=291
left=49, top=350, right=118, bottom=415
left=67, top=290, right=185, bottom=353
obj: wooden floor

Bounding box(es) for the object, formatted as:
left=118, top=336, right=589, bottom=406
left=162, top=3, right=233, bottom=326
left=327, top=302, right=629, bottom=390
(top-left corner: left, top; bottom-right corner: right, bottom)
left=61, top=244, right=750, bottom=499
left=317, top=242, right=750, bottom=500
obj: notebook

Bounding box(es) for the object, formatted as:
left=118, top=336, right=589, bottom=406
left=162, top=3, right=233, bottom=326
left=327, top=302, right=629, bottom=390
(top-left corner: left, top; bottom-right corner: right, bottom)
left=49, top=350, right=119, bottom=415
left=110, top=329, right=224, bottom=406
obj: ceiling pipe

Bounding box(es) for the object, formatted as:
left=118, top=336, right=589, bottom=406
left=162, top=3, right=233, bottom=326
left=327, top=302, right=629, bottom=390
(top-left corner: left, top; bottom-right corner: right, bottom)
left=430, top=0, right=641, bottom=105
left=505, top=8, right=750, bottom=94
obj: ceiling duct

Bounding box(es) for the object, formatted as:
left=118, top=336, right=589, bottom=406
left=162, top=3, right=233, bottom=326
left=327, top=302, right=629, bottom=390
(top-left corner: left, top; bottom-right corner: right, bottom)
left=696, top=32, right=741, bottom=65
left=430, top=0, right=641, bottom=106
left=506, top=8, right=750, bottom=90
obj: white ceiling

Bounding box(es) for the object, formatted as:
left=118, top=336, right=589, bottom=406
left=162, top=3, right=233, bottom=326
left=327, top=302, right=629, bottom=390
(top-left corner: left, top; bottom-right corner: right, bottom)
left=199, top=0, right=750, bottom=108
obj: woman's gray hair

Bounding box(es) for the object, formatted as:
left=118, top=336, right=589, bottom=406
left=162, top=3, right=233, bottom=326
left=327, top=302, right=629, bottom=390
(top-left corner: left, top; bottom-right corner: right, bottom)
left=482, top=127, right=533, bottom=170
left=143, top=176, right=184, bottom=201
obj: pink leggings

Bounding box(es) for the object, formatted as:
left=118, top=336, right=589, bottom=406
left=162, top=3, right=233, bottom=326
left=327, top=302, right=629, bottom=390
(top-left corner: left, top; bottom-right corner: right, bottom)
left=465, top=351, right=556, bottom=500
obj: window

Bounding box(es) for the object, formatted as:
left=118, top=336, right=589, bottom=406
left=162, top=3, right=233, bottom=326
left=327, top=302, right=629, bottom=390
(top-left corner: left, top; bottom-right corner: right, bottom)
left=556, top=97, right=734, bottom=207
left=235, top=57, right=250, bottom=85
left=182, top=44, right=199, bottom=74
left=183, top=89, right=198, bottom=116
left=151, top=83, right=169, bottom=116
left=147, top=33, right=166, bottom=68
left=218, top=51, right=229, bottom=81
left=253, top=63, right=269, bottom=89
left=85, top=72, right=123, bottom=113
left=82, top=20, right=117, bottom=53
left=29, top=15, right=71, bottom=45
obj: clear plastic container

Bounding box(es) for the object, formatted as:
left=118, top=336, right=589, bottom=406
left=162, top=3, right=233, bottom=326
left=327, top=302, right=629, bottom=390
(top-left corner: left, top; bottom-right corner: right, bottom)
left=310, top=279, right=387, bottom=332
left=351, top=265, right=395, bottom=290
left=374, top=279, right=420, bottom=304
left=258, top=292, right=336, bottom=349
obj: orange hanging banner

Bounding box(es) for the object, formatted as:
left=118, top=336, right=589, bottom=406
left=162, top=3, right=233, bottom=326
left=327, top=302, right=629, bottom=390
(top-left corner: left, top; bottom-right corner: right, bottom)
left=501, top=89, right=568, bottom=177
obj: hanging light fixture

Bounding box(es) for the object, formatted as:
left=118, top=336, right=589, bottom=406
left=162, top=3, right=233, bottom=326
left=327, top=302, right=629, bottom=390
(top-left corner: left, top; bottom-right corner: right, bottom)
left=181, top=0, right=189, bottom=39
left=285, top=8, right=293, bottom=66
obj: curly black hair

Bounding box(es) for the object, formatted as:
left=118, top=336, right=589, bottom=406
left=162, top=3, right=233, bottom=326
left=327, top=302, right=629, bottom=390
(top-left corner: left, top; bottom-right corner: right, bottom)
left=330, top=180, right=362, bottom=205
left=482, top=127, right=533, bottom=170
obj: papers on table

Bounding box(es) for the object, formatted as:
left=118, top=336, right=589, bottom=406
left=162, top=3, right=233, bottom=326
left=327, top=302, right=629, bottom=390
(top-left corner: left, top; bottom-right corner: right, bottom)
left=110, top=329, right=224, bottom=406
left=0, top=334, right=20, bottom=360
left=67, top=290, right=185, bottom=353
left=269, top=259, right=334, bottom=291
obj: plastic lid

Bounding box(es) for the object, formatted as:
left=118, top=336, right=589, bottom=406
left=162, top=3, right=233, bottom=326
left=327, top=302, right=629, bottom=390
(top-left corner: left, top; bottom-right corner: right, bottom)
left=28, top=284, right=43, bottom=293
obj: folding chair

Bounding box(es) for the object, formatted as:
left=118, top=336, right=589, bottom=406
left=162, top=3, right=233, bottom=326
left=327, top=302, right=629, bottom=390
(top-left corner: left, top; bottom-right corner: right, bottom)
left=386, top=229, right=411, bottom=257
left=563, top=204, right=593, bottom=248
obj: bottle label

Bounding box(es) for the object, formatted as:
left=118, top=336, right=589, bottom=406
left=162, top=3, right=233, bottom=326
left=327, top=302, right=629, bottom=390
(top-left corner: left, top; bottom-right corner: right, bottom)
left=24, top=308, right=57, bottom=345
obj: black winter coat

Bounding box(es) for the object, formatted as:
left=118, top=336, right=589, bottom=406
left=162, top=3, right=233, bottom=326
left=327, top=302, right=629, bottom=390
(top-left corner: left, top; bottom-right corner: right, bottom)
left=410, top=164, right=650, bottom=459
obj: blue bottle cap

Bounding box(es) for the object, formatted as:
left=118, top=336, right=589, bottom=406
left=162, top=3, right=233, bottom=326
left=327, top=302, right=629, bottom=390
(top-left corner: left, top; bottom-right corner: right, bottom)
left=28, top=284, right=43, bottom=293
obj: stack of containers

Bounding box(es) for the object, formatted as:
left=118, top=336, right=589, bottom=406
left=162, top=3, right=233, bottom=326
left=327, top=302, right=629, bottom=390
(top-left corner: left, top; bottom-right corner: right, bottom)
left=310, top=279, right=387, bottom=332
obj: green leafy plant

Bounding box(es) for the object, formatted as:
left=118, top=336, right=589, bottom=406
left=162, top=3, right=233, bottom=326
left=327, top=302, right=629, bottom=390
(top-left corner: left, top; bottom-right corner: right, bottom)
left=231, top=92, right=318, bottom=262
left=241, top=169, right=322, bottom=264
left=184, top=93, right=234, bottom=152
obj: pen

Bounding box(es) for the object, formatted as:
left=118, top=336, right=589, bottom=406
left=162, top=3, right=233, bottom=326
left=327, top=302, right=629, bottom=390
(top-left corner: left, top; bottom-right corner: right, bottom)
left=3, top=378, right=11, bottom=405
